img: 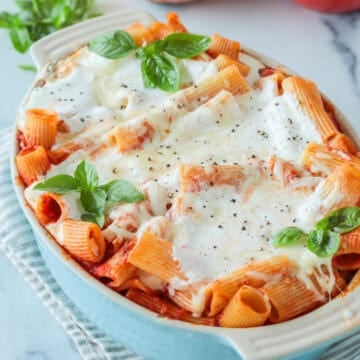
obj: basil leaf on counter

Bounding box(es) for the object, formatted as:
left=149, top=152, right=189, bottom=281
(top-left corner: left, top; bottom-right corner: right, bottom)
left=162, top=33, right=211, bottom=59
left=1, top=0, right=101, bottom=54
left=307, top=229, right=340, bottom=258
left=18, top=64, right=37, bottom=72
left=141, top=53, right=180, bottom=92
left=34, top=175, right=78, bottom=193
left=88, top=30, right=136, bottom=59
left=272, top=226, right=307, bottom=247
left=10, top=26, right=32, bottom=53
left=103, top=179, right=145, bottom=203
left=74, top=160, right=99, bottom=190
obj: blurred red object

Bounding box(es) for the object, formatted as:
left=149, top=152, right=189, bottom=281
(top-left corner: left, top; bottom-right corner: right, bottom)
left=295, top=0, right=360, bottom=13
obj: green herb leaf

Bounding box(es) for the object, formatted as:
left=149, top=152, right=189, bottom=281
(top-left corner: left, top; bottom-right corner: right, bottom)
left=2, top=0, right=98, bottom=54
left=272, top=226, right=307, bottom=247
left=141, top=53, right=180, bottom=92
left=34, top=175, right=78, bottom=194
left=141, top=59, right=156, bottom=88
left=307, top=229, right=340, bottom=258
left=18, top=64, right=36, bottom=72
left=74, top=161, right=99, bottom=189
left=0, top=12, right=17, bottom=28
left=102, top=179, right=145, bottom=204
left=15, top=0, right=32, bottom=11
left=80, top=188, right=106, bottom=215
left=51, top=2, right=72, bottom=29
left=10, top=26, right=32, bottom=53
left=162, top=33, right=211, bottom=59
left=81, top=213, right=105, bottom=228
left=316, top=207, right=360, bottom=234
left=86, top=12, right=103, bottom=19
left=88, top=30, right=136, bottom=59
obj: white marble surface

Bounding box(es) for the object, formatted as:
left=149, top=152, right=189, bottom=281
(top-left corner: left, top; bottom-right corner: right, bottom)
left=0, top=0, right=359, bottom=359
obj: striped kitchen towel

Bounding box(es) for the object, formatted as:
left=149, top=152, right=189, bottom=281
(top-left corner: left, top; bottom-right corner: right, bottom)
left=0, top=126, right=359, bottom=360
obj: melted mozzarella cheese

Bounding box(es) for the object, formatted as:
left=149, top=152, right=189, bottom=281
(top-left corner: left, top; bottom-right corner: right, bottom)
left=20, top=46, right=336, bottom=301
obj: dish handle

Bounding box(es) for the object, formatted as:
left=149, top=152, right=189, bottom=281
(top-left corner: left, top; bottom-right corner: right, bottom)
left=30, top=10, right=156, bottom=70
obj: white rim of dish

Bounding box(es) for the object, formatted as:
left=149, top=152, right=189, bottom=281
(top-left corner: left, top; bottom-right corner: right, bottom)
left=10, top=10, right=360, bottom=360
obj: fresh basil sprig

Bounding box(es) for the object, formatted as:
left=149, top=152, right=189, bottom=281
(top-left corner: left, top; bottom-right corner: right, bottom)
left=272, top=207, right=360, bottom=258
left=34, top=160, right=144, bottom=227
left=88, top=31, right=211, bottom=92
left=0, top=0, right=102, bottom=54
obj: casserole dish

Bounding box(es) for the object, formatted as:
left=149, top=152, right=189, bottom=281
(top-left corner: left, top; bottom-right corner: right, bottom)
left=11, top=10, right=360, bottom=360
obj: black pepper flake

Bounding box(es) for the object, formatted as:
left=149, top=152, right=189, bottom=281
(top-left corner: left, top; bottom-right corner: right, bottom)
left=233, top=213, right=237, bottom=217
left=241, top=226, right=246, bottom=231
left=292, top=218, right=297, bottom=223
left=231, top=199, right=236, bottom=203
left=218, top=225, right=223, bottom=229
left=80, top=118, right=85, bottom=122
left=213, top=245, right=217, bottom=249
left=231, top=129, right=236, bottom=133
left=149, top=167, right=154, bottom=171
left=166, top=164, right=171, bottom=168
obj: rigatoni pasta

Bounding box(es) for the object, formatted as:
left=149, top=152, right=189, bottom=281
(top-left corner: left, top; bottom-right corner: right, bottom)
left=15, top=12, right=360, bottom=328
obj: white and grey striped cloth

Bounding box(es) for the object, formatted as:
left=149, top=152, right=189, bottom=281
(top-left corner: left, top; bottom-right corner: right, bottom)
left=0, top=127, right=359, bottom=360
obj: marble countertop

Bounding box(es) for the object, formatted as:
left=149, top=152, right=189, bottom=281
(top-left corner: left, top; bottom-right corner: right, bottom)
left=0, top=1, right=359, bottom=359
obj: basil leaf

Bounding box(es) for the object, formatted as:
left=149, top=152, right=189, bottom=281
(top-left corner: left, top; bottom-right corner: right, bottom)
left=316, top=207, right=360, bottom=234
left=86, top=12, right=103, bottom=19
left=137, top=41, right=165, bottom=61
left=74, top=161, right=99, bottom=189
left=18, top=64, right=36, bottom=72
left=102, top=179, right=145, bottom=203
left=51, top=2, right=72, bottom=29
left=307, top=229, right=340, bottom=258
left=15, top=0, right=32, bottom=11
left=88, top=30, right=136, bottom=60
left=162, top=33, right=211, bottom=59
left=34, top=175, right=78, bottom=193
left=0, top=12, right=17, bottom=28
left=141, top=53, right=180, bottom=92
left=141, top=60, right=156, bottom=88
left=10, top=26, right=32, bottom=53
left=81, top=213, right=105, bottom=228
left=272, top=226, right=307, bottom=247
left=80, top=188, right=106, bottom=215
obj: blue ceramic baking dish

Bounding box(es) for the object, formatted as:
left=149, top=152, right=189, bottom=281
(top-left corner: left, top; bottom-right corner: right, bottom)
left=11, top=10, right=360, bottom=360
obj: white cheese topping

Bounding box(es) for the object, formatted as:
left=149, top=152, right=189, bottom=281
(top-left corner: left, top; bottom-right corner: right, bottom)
left=20, top=46, right=335, bottom=301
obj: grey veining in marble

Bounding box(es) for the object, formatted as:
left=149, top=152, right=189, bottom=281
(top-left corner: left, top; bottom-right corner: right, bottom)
left=321, top=11, right=360, bottom=96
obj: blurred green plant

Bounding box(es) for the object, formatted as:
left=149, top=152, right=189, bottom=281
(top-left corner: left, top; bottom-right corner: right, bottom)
left=0, top=0, right=102, bottom=54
